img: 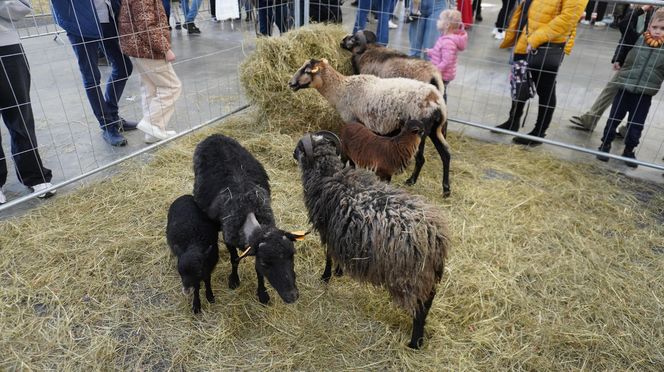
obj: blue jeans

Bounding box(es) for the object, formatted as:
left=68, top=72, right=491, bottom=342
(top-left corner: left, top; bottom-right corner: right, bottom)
left=353, top=0, right=394, bottom=45
left=67, top=23, right=133, bottom=130
left=257, top=0, right=289, bottom=36
left=163, top=0, right=170, bottom=18
left=181, top=0, right=203, bottom=23
left=601, top=89, right=651, bottom=149
left=409, top=0, right=447, bottom=58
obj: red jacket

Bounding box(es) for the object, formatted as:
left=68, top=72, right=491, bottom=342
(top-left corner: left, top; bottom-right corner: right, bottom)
left=118, top=0, right=171, bottom=59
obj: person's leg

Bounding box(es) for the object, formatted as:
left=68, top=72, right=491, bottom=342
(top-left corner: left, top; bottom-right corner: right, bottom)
left=600, top=90, right=630, bottom=148
left=472, top=0, right=481, bottom=21
left=187, top=0, right=203, bottom=24
left=409, top=0, right=433, bottom=57
left=376, top=0, right=392, bottom=45
left=623, top=93, right=651, bottom=155
left=257, top=0, right=271, bottom=35
left=353, top=0, right=372, bottom=34
left=595, top=1, right=608, bottom=22
left=67, top=34, right=115, bottom=129
left=274, top=2, right=288, bottom=34
left=584, top=1, right=595, bottom=21
left=572, top=73, right=620, bottom=131
left=421, top=0, right=446, bottom=56
left=529, top=67, right=559, bottom=137
left=162, top=0, right=171, bottom=19
left=0, top=44, right=52, bottom=188
left=210, top=0, right=216, bottom=18
left=181, top=0, right=190, bottom=20
left=99, top=23, right=133, bottom=125
left=134, top=58, right=182, bottom=132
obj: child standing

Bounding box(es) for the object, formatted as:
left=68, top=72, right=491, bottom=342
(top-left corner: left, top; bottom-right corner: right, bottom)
left=119, top=0, right=182, bottom=143
left=597, top=9, right=664, bottom=167
left=426, top=9, right=468, bottom=102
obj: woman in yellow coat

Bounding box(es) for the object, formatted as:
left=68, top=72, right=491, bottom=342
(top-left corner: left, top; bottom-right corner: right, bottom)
left=494, top=0, right=588, bottom=145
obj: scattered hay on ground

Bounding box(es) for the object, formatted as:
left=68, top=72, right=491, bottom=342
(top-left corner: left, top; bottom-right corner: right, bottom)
left=1, top=112, right=663, bottom=370
left=239, top=24, right=353, bottom=134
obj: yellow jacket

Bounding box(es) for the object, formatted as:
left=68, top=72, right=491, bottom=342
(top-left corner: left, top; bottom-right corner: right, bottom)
left=500, top=0, right=588, bottom=55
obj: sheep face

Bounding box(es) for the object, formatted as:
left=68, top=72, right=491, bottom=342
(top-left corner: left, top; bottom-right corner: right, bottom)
left=177, top=248, right=210, bottom=294
left=404, top=119, right=425, bottom=137
left=293, top=131, right=341, bottom=165
left=251, top=232, right=301, bottom=304
left=340, top=30, right=377, bottom=52
left=288, top=59, right=327, bottom=91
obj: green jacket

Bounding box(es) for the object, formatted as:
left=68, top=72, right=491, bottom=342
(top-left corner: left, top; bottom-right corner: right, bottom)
left=616, top=36, right=664, bottom=96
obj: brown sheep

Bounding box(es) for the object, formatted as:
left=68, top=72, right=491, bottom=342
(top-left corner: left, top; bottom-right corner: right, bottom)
left=341, top=120, right=425, bottom=182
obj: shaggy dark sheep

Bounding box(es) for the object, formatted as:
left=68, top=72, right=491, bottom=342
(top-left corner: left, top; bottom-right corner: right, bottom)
left=193, top=134, right=306, bottom=305
left=166, top=194, right=220, bottom=314
left=293, top=131, right=450, bottom=349
left=288, top=58, right=452, bottom=197
left=340, top=30, right=445, bottom=92
left=340, top=120, right=425, bottom=182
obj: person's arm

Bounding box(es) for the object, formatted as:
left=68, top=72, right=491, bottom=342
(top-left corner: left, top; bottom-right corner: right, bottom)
left=612, top=6, right=649, bottom=65
left=526, top=0, right=586, bottom=49
left=427, top=39, right=444, bottom=68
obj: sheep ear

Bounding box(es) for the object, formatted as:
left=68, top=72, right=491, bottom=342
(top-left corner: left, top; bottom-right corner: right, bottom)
left=310, top=66, right=319, bottom=74
left=237, top=246, right=255, bottom=261
left=363, top=30, right=377, bottom=44
left=285, top=230, right=310, bottom=242
left=321, top=58, right=328, bottom=65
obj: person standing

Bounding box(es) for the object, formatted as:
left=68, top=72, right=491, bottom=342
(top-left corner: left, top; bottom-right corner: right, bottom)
left=427, top=9, right=467, bottom=102
left=257, top=0, right=288, bottom=36
left=353, top=0, right=394, bottom=45
left=51, top=0, right=138, bottom=147
left=0, top=0, right=55, bottom=203
left=119, top=0, right=182, bottom=143
left=181, top=0, right=202, bottom=33
left=408, top=0, right=447, bottom=58
left=493, top=0, right=587, bottom=146
left=492, top=0, right=517, bottom=40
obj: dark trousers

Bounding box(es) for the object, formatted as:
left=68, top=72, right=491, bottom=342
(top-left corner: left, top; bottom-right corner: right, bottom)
left=601, top=89, right=651, bottom=149
left=67, top=23, right=133, bottom=130
left=584, top=1, right=607, bottom=21
left=163, top=0, right=171, bottom=18
left=0, top=44, right=52, bottom=188
left=257, top=0, right=288, bottom=36
left=508, top=53, right=559, bottom=136
left=210, top=0, right=215, bottom=17
left=494, top=0, right=516, bottom=31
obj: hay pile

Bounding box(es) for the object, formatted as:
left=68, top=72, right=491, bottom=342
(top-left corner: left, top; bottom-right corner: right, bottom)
left=240, top=24, right=353, bottom=133
left=2, top=24, right=664, bottom=370
left=1, top=113, right=663, bottom=370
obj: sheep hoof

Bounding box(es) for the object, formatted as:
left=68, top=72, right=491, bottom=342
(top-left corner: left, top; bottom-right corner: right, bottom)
left=407, top=339, right=422, bottom=349
left=192, top=305, right=201, bottom=314
left=257, top=291, right=270, bottom=304
left=228, top=275, right=240, bottom=290
left=334, top=266, right=343, bottom=277
left=443, top=188, right=451, bottom=198
left=405, top=178, right=416, bottom=186
left=206, top=293, right=215, bottom=303
left=321, top=274, right=332, bottom=283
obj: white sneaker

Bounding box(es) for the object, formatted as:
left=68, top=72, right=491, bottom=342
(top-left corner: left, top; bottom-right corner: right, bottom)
left=31, top=182, right=56, bottom=199
left=388, top=20, right=398, bottom=29
left=491, top=27, right=498, bottom=36
left=580, top=20, right=591, bottom=25
left=494, top=31, right=505, bottom=40
left=144, top=131, right=176, bottom=144
left=137, top=121, right=177, bottom=140
left=594, top=21, right=607, bottom=28
left=0, top=189, right=6, bottom=204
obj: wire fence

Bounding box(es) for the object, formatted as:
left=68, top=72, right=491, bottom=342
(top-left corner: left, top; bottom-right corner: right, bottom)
left=1, top=0, right=663, bottom=214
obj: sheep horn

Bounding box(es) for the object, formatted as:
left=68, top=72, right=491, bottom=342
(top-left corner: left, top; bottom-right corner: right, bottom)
left=301, top=134, right=314, bottom=159
left=237, top=246, right=253, bottom=260
left=314, top=130, right=341, bottom=156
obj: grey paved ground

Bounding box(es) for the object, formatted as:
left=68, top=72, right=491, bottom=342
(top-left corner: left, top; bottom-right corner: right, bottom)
left=1, top=1, right=663, bottom=217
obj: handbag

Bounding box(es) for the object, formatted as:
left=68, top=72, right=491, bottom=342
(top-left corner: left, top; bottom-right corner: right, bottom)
left=0, top=0, right=32, bottom=22
left=526, top=42, right=565, bottom=73
left=510, top=59, right=535, bottom=102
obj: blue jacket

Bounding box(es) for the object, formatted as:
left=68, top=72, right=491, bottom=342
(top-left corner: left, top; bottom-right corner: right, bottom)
left=51, top=0, right=121, bottom=39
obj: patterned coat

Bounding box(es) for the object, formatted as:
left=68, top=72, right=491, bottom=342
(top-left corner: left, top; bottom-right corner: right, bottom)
left=500, top=0, right=588, bottom=55
left=118, top=0, right=170, bottom=59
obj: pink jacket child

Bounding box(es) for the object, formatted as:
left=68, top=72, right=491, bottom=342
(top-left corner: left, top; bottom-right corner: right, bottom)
left=427, top=9, right=468, bottom=83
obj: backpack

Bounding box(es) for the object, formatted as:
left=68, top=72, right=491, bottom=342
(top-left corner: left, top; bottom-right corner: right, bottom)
left=510, top=59, right=535, bottom=102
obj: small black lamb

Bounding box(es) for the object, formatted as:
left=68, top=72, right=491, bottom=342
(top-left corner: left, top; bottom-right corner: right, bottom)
left=193, top=134, right=306, bottom=305
left=166, top=194, right=220, bottom=314
left=293, top=131, right=450, bottom=349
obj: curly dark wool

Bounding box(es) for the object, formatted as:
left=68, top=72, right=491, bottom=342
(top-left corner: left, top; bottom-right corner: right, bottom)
left=296, top=135, right=450, bottom=315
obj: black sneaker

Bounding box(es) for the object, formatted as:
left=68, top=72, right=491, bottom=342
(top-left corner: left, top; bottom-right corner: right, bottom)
left=175, top=22, right=182, bottom=30
left=622, top=150, right=638, bottom=168
left=512, top=136, right=543, bottom=146
left=596, top=143, right=611, bottom=162
left=187, top=23, right=201, bottom=34
left=491, top=120, right=519, bottom=133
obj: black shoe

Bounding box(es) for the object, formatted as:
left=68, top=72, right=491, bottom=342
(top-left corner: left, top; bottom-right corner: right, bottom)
left=596, top=143, right=611, bottom=162
left=512, top=135, right=543, bottom=146
left=117, top=118, right=138, bottom=131
left=175, top=22, right=182, bottom=30
left=187, top=23, right=201, bottom=34
left=476, top=14, right=483, bottom=22
left=622, top=149, right=638, bottom=168
left=246, top=12, right=253, bottom=21
left=491, top=120, right=519, bottom=133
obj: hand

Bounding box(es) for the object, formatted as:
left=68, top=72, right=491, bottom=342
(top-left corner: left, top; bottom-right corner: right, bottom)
left=642, top=5, right=652, bottom=12
left=613, top=62, right=621, bottom=70
left=165, top=49, right=176, bottom=62
left=526, top=44, right=533, bottom=53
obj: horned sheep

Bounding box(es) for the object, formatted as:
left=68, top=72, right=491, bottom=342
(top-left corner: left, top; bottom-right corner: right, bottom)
left=193, top=134, right=306, bottom=305
left=340, top=120, right=425, bottom=182
left=288, top=58, right=452, bottom=197
left=293, top=131, right=450, bottom=349
left=340, top=30, right=445, bottom=92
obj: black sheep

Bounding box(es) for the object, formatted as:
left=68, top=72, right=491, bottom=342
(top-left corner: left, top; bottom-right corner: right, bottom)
left=166, top=194, right=221, bottom=314
left=193, top=134, right=306, bottom=305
